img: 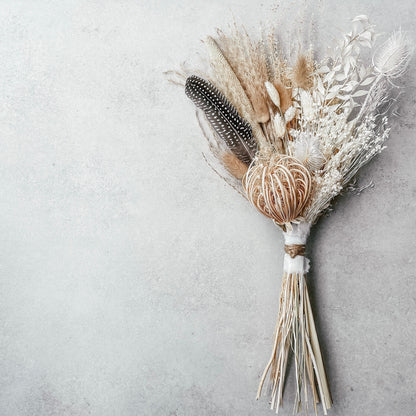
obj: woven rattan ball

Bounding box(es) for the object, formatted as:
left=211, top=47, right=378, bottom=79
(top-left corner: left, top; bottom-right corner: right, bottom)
left=243, top=154, right=311, bottom=225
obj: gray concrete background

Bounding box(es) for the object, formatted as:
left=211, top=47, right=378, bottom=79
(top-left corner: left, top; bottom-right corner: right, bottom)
left=0, top=1, right=415, bottom=415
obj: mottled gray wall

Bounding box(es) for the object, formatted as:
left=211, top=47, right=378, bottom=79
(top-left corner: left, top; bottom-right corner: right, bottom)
left=0, top=1, right=415, bottom=415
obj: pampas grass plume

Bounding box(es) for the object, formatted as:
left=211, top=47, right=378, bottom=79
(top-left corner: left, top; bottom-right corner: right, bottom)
left=222, top=152, right=249, bottom=179
left=292, top=54, right=313, bottom=89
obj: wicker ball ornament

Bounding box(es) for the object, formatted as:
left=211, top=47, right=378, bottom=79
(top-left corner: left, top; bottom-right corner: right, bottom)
left=243, top=155, right=312, bottom=225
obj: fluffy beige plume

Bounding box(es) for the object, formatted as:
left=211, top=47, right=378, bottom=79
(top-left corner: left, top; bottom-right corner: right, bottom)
left=221, top=152, right=249, bottom=179
left=216, top=29, right=271, bottom=123
left=205, top=36, right=267, bottom=148
left=262, top=31, right=292, bottom=85
left=292, top=54, right=314, bottom=89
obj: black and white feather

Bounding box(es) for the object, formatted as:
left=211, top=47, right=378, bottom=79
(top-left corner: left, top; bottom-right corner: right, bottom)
left=185, top=75, right=257, bottom=165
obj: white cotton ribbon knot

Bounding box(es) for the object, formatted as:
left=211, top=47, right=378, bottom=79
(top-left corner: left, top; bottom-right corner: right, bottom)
left=283, top=222, right=311, bottom=274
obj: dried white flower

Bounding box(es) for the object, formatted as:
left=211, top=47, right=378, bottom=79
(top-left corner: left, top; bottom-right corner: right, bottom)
left=284, top=106, right=296, bottom=123
left=265, top=81, right=281, bottom=108
left=273, top=113, right=286, bottom=137
left=373, top=31, right=412, bottom=79
left=293, top=133, right=326, bottom=172
left=299, top=89, right=315, bottom=121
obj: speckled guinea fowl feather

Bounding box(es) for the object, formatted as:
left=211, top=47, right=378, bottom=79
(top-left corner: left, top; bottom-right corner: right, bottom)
left=185, top=75, right=257, bottom=165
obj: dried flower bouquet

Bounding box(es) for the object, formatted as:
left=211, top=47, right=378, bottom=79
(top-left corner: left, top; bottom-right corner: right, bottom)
left=175, top=15, right=411, bottom=414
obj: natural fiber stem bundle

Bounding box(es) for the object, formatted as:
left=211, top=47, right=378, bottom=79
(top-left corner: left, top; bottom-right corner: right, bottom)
left=257, top=223, right=332, bottom=414
left=216, top=28, right=272, bottom=123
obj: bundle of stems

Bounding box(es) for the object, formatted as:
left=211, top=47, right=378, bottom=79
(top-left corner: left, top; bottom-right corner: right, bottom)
left=180, top=15, right=412, bottom=414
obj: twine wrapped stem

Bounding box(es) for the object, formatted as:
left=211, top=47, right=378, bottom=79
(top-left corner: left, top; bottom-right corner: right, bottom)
left=256, top=223, right=332, bottom=414
left=284, top=244, right=305, bottom=258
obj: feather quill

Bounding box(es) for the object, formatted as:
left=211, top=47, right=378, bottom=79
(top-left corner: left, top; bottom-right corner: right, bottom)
left=185, top=75, right=257, bottom=165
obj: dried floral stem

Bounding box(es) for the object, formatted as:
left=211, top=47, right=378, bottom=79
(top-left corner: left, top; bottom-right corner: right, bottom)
left=355, top=74, right=383, bottom=122
left=257, top=269, right=332, bottom=414
left=181, top=15, right=411, bottom=415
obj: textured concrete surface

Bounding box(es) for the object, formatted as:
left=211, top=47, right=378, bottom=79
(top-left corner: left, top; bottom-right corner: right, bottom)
left=0, top=1, right=415, bottom=415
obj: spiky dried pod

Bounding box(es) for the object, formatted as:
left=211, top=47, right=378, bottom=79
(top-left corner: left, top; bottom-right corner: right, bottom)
left=243, top=154, right=312, bottom=225
left=373, top=31, right=412, bottom=79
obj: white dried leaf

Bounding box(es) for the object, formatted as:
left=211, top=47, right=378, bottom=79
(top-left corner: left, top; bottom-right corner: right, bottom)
left=335, top=73, right=346, bottom=82
left=341, top=83, right=354, bottom=93
left=328, top=85, right=341, bottom=94
left=352, top=15, right=369, bottom=23
left=358, top=67, right=367, bottom=79
left=361, top=31, right=372, bottom=41
left=344, top=62, right=351, bottom=77
left=360, top=76, right=376, bottom=86
left=326, top=91, right=338, bottom=100
left=317, top=65, right=330, bottom=74
left=359, top=39, right=372, bottom=49
left=343, top=44, right=353, bottom=57
left=324, top=71, right=335, bottom=83
left=352, top=90, right=368, bottom=97
left=317, top=76, right=325, bottom=94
